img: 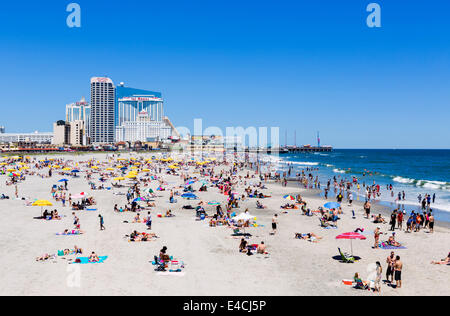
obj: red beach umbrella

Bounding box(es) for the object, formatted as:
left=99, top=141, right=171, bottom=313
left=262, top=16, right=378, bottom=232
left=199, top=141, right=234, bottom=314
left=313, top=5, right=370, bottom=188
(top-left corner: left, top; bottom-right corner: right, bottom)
left=336, top=232, right=366, bottom=256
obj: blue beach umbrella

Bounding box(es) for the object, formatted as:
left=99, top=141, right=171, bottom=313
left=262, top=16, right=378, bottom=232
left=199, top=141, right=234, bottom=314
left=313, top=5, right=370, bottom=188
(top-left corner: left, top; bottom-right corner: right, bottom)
left=324, top=202, right=341, bottom=209
left=181, top=193, right=198, bottom=199
left=71, top=169, right=80, bottom=173
left=58, top=179, right=69, bottom=182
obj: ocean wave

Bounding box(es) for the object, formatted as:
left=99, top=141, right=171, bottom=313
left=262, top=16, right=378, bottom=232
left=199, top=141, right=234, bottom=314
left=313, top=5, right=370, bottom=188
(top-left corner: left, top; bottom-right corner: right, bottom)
left=393, top=176, right=450, bottom=192
left=393, top=176, right=415, bottom=184
left=290, top=161, right=319, bottom=166
left=333, top=168, right=346, bottom=174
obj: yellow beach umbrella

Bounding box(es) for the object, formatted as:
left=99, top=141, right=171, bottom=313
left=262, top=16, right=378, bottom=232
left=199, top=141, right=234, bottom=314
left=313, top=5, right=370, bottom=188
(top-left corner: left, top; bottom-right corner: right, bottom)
left=114, top=177, right=125, bottom=181
left=32, top=199, right=53, bottom=216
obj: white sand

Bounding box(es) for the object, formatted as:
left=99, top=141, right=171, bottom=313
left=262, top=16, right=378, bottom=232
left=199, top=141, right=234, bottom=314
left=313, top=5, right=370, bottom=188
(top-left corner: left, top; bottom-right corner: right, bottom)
left=0, top=152, right=449, bottom=296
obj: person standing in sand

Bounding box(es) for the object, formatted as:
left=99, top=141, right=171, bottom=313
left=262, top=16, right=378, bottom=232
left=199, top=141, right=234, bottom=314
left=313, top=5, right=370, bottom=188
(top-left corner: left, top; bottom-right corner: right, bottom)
left=99, top=214, right=105, bottom=230
left=394, top=256, right=403, bottom=289
left=364, top=200, right=371, bottom=219
left=374, top=227, right=381, bottom=249
left=146, top=212, right=152, bottom=230
left=386, top=251, right=395, bottom=283
left=271, top=214, right=278, bottom=234
left=428, top=213, right=434, bottom=233
left=375, top=261, right=382, bottom=293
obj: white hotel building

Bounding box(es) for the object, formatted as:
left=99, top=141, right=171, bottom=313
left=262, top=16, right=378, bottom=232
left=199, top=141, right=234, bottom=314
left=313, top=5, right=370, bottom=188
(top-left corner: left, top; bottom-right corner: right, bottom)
left=115, top=94, right=173, bottom=143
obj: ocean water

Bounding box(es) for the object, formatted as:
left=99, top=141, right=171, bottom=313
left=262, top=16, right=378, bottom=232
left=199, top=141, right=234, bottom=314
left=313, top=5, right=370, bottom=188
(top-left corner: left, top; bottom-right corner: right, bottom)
left=269, top=149, right=450, bottom=222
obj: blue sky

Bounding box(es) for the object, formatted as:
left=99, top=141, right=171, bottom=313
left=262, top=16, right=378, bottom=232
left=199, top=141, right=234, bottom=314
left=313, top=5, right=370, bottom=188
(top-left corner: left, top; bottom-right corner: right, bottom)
left=0, top=0, right=449, bottom=148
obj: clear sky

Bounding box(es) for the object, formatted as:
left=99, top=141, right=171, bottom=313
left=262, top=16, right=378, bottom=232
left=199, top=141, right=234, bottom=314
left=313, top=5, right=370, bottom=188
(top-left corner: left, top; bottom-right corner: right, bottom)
left=0, top=0, right=449, bottom=148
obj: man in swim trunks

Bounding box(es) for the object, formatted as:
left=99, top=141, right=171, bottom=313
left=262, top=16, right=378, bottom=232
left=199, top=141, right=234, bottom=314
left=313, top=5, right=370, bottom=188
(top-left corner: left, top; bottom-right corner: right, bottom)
left=429, top=213, right=434, bottom=233
left=364, top=201, right=371, bottom=219
left=257, top=241, right=267, bottom=254
left=386, top=251, right=395, bottom=283
left=394, top=255, right=402, bottom=288
left=271, top=214, right=278, bottom=234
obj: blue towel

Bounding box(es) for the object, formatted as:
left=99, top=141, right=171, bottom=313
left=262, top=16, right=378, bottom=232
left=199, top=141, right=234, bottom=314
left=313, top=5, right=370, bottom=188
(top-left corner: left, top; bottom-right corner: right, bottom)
left=86, top=208, right=97, bottom=211
left=73, top=256, right=108, bottom=264
left=380, top=245, right=406, bottom=250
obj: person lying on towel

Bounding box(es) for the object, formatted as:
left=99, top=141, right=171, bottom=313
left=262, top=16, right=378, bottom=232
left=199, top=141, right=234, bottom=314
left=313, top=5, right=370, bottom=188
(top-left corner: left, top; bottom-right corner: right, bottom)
left=89, top=252, right=100, bottom=263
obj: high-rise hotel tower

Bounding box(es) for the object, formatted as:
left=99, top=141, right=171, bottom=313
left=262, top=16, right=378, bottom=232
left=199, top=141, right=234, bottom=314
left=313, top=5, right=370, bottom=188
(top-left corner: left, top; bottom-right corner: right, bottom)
left=90, top=77, right=115, bottom=144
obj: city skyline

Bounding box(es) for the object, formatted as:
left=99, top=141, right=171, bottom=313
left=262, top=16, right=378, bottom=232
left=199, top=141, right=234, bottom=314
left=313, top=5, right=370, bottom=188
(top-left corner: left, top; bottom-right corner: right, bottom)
left=0, top=1, right=449, bottom=148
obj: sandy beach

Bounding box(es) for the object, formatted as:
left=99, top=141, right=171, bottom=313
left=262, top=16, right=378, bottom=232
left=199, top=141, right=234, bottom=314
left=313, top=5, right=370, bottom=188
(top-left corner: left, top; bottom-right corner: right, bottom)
left=0, top=152, right=449, bottom=296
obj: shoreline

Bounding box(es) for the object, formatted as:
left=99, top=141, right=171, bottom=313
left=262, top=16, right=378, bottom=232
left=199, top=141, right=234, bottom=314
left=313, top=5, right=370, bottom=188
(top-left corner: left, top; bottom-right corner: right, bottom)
left=0, top=152, right=449, bottom=296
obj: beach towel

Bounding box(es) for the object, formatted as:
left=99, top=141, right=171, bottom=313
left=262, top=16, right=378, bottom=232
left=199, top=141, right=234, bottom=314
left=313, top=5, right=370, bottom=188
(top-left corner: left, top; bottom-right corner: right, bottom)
left=71, top=256, right=108, bottom=264
left=85, top=208, right=97, bottom=211
left=156, top=271, right=185, bottom=276
left=379, top=244, right=407, bottom=250
left=56, top=231, right=81, bottom=236
left=321, top=226, right=337, bottom=229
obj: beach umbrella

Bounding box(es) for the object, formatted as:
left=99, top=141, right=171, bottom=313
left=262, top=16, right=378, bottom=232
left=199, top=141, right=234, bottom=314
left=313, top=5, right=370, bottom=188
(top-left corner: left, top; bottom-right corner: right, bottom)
left=58, top=179, right=69, bottom=182
left=62, top=167, right=72, bottom=171
left=133, top=197, right=147, bottom=203
left=181, top=193, right=198, bottom=199
left=283, top=195, right=295, bottom=201
left=32, top=199, right=53, bottom=216
left=324, top=202, right=341, bottom=209
left=185, top=180, right=196, bottom=186
left=336, top=232, right=366, bottom=256
left=71, top=193, right=86, bottom=199
left=208, top=201, right=221, bottom=206
left=233, top=212, right=255, bottom=221
left=114, top=177, right=125, bottom=181
left=71, top=169, right=80, bottom=173
left=143, top=188, right=154, bottom=194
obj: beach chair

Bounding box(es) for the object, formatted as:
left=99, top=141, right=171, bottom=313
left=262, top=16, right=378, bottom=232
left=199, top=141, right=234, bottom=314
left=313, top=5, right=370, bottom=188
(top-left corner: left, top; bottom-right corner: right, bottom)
left=338, top=248, right=355, bottom=263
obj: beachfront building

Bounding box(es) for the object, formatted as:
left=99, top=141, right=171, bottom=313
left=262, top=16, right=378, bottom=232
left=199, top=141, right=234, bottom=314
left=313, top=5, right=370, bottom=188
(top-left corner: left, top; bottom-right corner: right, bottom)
left=114, top=83, right=175, bottom=143
left=52, top=120, right=86, bottom=146
left=0, top=132, right=53, bottom=144
left=66, top=97, right=91, bottom=138
left=90, top=77, right=115, bottom=144
left=115, top=110, right=172, bottom=143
